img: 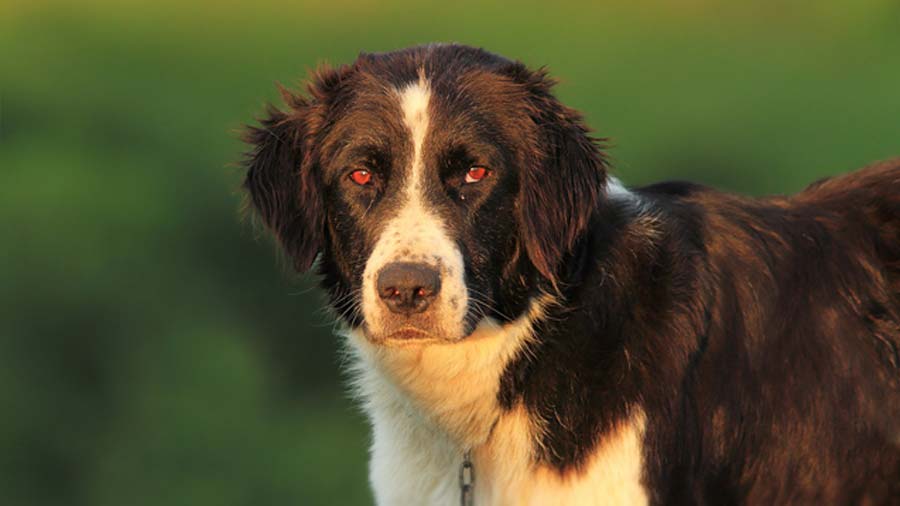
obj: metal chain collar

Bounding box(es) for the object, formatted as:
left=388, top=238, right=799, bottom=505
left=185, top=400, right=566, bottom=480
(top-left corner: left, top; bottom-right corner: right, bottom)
left=459, top=449, right=475, bottom=506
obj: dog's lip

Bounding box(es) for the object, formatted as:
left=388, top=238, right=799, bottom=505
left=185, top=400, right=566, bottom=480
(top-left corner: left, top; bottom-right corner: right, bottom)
left=365, top=325, right=452, bottom=346
left=387, top=326, right=434, bottom=339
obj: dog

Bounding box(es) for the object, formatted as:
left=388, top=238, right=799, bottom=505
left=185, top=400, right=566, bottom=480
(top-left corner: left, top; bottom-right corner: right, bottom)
left=241, top=44, right=900, bottom=505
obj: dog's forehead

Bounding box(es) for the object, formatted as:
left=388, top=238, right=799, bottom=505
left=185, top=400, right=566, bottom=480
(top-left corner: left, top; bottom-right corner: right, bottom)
left=317, top=80, right=451, bottom=169
left=333, top=70, right=520, bottom=152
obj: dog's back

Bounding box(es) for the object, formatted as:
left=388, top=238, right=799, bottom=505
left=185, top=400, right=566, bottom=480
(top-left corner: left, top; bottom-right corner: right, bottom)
left=798, top=159, right=900, bottom=309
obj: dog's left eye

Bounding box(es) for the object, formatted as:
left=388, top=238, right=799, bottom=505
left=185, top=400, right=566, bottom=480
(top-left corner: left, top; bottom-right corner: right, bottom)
left=464, top=166, right=491, bottom=184
left=349, top=169, right=373, bottom=186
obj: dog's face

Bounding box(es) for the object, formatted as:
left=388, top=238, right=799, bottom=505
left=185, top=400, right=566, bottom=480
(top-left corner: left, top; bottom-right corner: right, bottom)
left=244, top=45, right=608, bottom=344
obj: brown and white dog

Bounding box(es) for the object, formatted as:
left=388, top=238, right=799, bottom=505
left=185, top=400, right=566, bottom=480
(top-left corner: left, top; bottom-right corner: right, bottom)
left=242, top=44, right=900, bottom=505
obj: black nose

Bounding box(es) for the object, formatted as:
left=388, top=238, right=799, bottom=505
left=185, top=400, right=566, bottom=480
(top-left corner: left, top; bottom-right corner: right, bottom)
left=376, top=262, right=442, bottom=315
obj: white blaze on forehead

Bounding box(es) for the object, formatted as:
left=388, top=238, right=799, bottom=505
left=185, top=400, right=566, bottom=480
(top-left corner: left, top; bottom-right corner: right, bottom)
left=360, top=75, right=469, bottom=340
left=400, top=76, right=431, bottom=199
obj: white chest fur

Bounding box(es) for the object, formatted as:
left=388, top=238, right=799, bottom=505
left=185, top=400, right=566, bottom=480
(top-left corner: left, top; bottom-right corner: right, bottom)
left=477, top=407, right=648, bottom=506
left=343, top=304, right=648, bottom=506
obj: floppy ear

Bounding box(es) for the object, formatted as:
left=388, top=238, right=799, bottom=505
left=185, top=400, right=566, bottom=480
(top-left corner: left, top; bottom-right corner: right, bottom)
left=242, top=88, right=324, bottom=272
left=509, top=65, right=609, bottom=284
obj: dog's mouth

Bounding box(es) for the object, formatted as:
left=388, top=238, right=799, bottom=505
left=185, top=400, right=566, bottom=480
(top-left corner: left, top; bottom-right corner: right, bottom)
left=385, top=326, right=435, bottom=341
left=362, top=322, right=467, bottom=346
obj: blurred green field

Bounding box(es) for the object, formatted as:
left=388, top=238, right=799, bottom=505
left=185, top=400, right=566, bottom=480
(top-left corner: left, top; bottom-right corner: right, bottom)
left=1, top=1, right=898, bottom=504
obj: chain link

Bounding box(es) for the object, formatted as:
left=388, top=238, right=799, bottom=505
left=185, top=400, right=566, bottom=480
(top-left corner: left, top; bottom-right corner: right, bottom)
left=459, top=449, right=475, bottom=506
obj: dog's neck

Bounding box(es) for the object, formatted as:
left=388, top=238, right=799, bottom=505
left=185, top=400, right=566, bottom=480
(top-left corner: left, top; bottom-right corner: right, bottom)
left=341, top=299, right=554, bottom=505
left=344, top=296, right=553, bottom=449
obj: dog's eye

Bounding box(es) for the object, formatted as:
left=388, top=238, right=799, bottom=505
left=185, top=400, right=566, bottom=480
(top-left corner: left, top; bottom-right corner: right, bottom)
left=464, top=166, right=491, bottom=184
left=349, top=169, right=373, bottom=186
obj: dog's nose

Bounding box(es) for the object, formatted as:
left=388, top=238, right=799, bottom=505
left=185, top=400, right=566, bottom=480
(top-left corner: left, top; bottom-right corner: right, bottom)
left=376, top=262, right=442, bottom=315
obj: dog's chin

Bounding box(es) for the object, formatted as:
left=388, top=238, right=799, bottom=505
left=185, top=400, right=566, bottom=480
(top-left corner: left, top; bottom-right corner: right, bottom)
left=357, top=306, right=483, bottom=346
left=362, top=323, right=467, bottom=347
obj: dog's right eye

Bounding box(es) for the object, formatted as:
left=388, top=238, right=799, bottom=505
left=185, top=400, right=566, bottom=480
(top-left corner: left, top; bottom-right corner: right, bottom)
left=464, top=166, right=491, bottom=184
left=349, top=169, right=373, bottom=186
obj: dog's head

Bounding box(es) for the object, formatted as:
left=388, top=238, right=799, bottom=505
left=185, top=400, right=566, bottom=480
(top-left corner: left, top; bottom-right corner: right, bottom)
left=243, top=44, right=608, bottom=344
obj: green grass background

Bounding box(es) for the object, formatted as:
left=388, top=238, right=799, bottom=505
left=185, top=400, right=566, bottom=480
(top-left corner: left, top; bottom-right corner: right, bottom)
left=1, top=0, right=898, bottom=504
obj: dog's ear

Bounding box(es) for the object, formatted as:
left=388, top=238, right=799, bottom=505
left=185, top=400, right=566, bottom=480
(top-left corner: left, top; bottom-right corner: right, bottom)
left=242, top=83, right=327, bottom=272
left=505, top=64, right=609, bottom=285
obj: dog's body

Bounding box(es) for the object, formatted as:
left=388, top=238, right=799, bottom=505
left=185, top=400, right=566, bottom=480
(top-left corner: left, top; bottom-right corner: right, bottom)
left=242, top=44, right=900, bottom=504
